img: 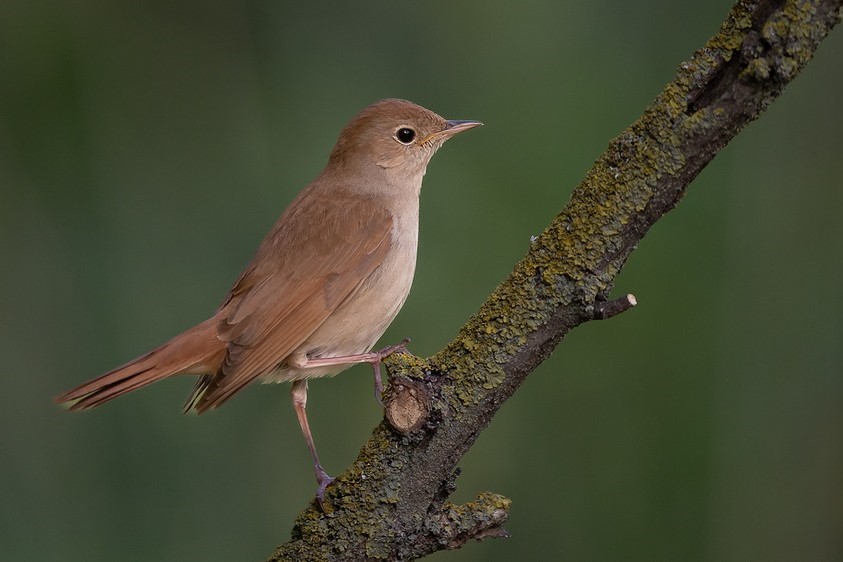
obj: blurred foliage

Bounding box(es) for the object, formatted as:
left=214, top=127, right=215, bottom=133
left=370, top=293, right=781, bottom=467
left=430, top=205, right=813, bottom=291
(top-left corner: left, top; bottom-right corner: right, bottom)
left=2, top=1, right=842, bottom=560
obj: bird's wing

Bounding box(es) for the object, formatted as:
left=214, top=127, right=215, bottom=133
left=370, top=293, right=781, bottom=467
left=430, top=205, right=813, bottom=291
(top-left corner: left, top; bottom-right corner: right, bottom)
left=192, top=189, right=393, bottom=411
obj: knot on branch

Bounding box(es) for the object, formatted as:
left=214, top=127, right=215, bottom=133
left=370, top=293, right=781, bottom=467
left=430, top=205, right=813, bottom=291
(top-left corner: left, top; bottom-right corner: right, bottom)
left=428, top=492, right=511, bottom=550
left=384, top=376, right=432, bottom=434
left=590, top=293, right=637, bottom=320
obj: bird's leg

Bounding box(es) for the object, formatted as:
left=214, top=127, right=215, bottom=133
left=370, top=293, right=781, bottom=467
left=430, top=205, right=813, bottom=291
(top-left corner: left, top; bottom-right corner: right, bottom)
left=292, top=338, right=411, bottom=404
left=290, top=380, right=333, bottom=510
left=288, top=340, right=410, bottom=508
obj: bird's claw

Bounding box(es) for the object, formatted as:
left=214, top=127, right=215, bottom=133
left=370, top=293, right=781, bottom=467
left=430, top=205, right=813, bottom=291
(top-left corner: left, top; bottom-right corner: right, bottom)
left=314, top=464, right=335, bottom=511
left=371, top=338, right=411, bottom=406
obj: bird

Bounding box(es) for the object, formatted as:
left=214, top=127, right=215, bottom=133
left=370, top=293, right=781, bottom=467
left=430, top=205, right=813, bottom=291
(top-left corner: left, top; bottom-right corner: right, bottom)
left=54, top=98, right=482, bottom=506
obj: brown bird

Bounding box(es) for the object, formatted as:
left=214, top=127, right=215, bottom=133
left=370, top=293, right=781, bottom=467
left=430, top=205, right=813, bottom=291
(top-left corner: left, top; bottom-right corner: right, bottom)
left=55, top=98, right=481, bottom=505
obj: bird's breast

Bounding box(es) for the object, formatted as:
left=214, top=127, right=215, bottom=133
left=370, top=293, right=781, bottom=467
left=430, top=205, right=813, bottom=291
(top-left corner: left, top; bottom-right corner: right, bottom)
left=270, top=201, right=420, bottom=382
left=327, top=203, right=419, bottom=346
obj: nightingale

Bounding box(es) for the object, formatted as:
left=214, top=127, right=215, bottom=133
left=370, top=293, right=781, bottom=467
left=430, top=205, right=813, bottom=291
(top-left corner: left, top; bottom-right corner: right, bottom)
left=55, top=98, right=481, bottom=506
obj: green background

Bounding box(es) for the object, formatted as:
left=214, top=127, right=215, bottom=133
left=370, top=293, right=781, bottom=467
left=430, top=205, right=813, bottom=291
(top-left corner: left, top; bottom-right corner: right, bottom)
left=3, top=1, right=842, bottom=560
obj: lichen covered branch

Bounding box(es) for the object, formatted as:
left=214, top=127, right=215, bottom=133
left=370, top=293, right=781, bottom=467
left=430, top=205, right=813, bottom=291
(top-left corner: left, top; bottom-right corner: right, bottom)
left=269, top=1, right=842, bottom=560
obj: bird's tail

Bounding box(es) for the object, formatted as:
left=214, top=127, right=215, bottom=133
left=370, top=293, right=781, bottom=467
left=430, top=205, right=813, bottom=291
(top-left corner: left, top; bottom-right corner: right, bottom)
left=55, top=317, right=224, bottom=411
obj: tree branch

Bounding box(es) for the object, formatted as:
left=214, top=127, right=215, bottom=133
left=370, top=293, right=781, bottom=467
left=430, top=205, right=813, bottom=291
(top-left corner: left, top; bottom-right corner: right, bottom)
left=268, top=1, right=842, bottom=559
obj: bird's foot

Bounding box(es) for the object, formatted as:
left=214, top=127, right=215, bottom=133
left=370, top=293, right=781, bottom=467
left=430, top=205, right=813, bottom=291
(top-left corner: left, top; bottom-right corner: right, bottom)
left=371, top=338, right=411, bottom=405
left=314, top=464, right=335, bottom=511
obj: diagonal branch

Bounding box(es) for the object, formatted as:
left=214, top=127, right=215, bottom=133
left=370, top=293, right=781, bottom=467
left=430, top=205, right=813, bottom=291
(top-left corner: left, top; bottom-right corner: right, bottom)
left=269, top=1, right=842, bottom=560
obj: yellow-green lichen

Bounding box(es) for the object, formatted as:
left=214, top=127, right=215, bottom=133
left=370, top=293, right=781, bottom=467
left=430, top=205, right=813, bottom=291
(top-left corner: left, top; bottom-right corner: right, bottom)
left=707, top=6, right=753, bottom=53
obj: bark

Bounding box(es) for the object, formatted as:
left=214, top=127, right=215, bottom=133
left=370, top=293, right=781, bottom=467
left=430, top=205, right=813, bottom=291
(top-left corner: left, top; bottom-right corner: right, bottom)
left=268, top=1, right=842, bottom=560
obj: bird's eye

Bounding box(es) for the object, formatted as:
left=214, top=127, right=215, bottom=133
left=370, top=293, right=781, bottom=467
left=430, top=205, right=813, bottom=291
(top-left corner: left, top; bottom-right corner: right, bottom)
left=395, top=127, right=416, bottom=144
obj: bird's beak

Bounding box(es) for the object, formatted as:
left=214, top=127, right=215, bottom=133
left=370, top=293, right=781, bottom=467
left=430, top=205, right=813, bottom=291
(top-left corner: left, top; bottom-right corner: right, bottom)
left=443, top=119, right=483, bottom=136
left=421, top=119, right=483, bottom=145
